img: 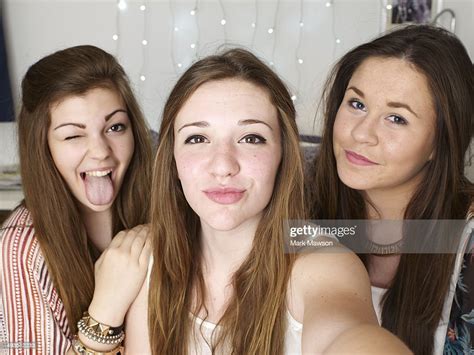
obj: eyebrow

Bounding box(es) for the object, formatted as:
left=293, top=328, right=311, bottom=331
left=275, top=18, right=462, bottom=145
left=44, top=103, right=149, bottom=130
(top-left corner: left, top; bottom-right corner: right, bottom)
left=346, top=86, right=419, bottom=118
left=53, top=109, right=128, bottom=130
left=178, top=119, right=273, bottom=133
left=238, top=119, right=273, bottom=131
left=177, top=121, right=209, bottom=133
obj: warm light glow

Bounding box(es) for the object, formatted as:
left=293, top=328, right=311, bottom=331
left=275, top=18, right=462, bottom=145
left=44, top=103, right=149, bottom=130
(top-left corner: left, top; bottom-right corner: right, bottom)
left=118, top=0, right=127, bottom=11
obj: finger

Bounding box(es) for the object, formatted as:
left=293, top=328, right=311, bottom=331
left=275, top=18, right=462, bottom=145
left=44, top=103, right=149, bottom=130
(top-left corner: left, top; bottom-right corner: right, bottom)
left=109, top=230, right=127, bottom=248
left=139, top=235, right=152, bottom=266
left=130, top=229, right=148, bottom=259
left=118, top=225, right=145, bottom=252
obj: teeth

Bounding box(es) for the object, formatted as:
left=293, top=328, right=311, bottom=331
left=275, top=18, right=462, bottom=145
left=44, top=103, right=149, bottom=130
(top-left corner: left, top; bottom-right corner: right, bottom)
left=84, top=170, right=112, bottom=177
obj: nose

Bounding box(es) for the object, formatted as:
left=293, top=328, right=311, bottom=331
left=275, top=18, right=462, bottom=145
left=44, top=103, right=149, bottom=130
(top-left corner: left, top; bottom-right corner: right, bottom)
left=208, top=143, right=240, bottom=179
left=350, top=116, right=378, bottom=145
left=88, top=134, right=111, bottom=161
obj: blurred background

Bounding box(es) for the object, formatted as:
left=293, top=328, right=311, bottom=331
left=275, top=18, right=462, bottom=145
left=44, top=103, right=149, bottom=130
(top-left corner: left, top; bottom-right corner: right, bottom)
left=0, top=0, right=472, bottom=211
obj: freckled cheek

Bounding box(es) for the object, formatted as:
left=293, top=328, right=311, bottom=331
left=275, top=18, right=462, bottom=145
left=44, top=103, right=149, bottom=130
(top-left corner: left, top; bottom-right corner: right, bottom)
left=174, top=153, right=205, bottom=183
left=333, top=113, right=353, bottom=145
left=243, top=150, right=280, bottom=185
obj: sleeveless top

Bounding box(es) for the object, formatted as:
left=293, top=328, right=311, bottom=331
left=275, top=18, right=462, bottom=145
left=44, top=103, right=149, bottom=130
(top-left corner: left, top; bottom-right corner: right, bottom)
left=188, top=311, right=302, bottom=355
left=371, top=216, right=474, bottom=354
left=146, top=257, right=303, bottom=354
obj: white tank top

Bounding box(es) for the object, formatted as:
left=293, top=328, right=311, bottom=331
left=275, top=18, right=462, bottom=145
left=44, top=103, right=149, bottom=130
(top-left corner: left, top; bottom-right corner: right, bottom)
left=371, top=219, right=473, bottom=355
left=188, top=310, right=302, bottom=355
left=146, top=258, right=303, bottom=354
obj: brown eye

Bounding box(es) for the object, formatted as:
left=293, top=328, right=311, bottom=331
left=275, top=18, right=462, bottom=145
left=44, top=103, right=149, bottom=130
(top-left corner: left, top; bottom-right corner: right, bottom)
left=107, top=123, right=126, bottom=133
left=239, top=134, right=266, bottom=144
left=184, top=135, right=208, bottom=144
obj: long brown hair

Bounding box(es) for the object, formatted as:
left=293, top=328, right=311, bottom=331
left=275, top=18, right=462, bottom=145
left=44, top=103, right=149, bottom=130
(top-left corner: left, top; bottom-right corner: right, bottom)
left=310, top=25, right=473, bottom=354
left=149, top=48, right=305, bottom=354
left=17, top=45, right=152, bottom=333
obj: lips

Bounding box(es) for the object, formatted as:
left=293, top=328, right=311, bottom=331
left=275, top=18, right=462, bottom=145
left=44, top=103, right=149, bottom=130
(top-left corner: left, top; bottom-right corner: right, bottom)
left=344, top=150, right=378, bottom=166
left=203, top=187, right=246, bottom=205
left=80, top=168, right=114, bottom=180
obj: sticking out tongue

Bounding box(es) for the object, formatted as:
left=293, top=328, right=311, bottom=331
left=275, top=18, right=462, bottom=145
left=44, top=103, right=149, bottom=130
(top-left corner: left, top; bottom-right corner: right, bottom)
left=84, top=174, right=114, bottom=205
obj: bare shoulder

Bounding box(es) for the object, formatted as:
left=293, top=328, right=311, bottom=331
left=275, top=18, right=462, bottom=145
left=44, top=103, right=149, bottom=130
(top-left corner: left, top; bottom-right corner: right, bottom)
left=291, top=241, right=371, bottom=300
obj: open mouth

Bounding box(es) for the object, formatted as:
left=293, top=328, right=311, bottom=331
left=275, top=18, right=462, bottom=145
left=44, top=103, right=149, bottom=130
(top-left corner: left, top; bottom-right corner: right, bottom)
left=80, top=169, right=115, bottom=206
left=80, top=169, right=113, bottom=179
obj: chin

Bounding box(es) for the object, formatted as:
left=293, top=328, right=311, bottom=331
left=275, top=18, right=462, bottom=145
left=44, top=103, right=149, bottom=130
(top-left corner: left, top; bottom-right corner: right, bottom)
left=337, top=171, right=372, bottom=191
left=78, top=199, right=114, bottom=214
left=203, top=215, right=245, bottom=232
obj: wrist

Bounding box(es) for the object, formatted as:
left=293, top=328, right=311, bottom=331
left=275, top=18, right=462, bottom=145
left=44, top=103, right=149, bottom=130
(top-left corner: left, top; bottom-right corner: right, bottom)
left=73, top=335, right=124, bottom=354
left=87, top=302, right=125, bottom=327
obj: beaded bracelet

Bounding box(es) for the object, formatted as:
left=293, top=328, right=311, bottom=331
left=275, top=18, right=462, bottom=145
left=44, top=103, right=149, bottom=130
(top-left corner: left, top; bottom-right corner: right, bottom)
left=72, top=335, right=124, bottom=355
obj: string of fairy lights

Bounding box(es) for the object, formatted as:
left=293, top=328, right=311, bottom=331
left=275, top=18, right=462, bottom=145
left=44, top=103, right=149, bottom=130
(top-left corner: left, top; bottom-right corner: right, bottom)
left=112, top=0, right=395, bottom=103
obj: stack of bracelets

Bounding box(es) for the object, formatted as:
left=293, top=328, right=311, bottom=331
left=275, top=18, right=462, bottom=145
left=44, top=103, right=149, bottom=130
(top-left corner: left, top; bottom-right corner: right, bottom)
left=72, top=312, right=125, bottom=355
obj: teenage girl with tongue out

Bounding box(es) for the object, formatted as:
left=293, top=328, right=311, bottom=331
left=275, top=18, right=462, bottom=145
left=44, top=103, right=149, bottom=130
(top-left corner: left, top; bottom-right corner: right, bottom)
left=0, top=45, right=152, bottom=354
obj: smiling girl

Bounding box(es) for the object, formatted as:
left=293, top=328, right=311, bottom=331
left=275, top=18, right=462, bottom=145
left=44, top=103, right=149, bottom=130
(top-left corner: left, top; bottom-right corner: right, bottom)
left=0, top=45, right=152, bottom=354
left=124, top=48, right=409, bottom=354
left=310, top=25, right=473, bottom=354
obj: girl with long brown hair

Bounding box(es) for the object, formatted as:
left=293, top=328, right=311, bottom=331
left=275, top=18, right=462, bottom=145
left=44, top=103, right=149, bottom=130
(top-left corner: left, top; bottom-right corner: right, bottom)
left=0, top=45, right=152, bottom=354
left=310, top=25, right=473, bottom=354
left=124, top=48, right=409, bottom=354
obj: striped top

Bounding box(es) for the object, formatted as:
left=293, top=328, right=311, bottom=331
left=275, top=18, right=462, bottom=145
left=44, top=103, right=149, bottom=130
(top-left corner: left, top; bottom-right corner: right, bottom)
left=0, top=206, right=71, bottom=354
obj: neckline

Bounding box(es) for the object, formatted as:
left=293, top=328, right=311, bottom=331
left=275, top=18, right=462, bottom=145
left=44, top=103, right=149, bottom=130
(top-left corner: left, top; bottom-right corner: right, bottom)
left=190, top=310, right=303, bottom=331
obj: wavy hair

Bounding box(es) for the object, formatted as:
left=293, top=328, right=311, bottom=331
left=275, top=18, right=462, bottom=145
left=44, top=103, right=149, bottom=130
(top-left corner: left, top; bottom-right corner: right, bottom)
left=17, top=45, right=152, bottom=332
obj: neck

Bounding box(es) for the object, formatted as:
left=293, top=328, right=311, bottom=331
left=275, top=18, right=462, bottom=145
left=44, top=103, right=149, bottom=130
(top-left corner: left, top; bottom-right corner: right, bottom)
left=81, top=208, right=113, bottom=252
left=200, top=214, right=260, bottom=278
left=364, top=178, right=421, bottom=220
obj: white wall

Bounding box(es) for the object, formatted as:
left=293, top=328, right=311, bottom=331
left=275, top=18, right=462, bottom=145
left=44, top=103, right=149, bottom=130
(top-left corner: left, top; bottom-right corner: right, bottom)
left=1, top=0, right=473, bottom=177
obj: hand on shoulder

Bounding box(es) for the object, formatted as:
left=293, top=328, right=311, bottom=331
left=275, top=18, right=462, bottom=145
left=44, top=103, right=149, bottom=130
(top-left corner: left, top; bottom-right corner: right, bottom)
left=88, top=224, right=152, bottom=327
